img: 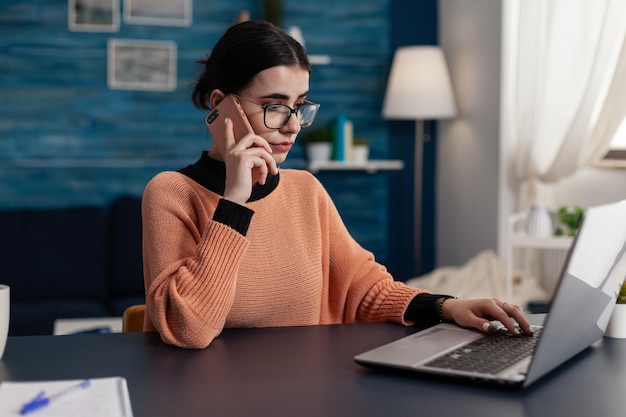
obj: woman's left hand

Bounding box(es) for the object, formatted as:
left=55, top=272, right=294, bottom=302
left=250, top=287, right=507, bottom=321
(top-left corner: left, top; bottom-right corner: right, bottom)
left=441, top=298, right=534, bottom=336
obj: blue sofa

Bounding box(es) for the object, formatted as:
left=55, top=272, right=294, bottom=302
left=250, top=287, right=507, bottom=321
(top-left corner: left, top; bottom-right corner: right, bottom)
left=0, top=196, right=145, bottom=336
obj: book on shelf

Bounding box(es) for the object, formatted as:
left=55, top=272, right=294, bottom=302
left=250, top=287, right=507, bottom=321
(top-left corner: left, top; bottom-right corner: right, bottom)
left=331, top=114, right=354, bottom=162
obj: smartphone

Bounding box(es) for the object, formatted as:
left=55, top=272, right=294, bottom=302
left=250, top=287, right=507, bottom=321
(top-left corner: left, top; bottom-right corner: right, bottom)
left=205, top=95, right=254, bottom=142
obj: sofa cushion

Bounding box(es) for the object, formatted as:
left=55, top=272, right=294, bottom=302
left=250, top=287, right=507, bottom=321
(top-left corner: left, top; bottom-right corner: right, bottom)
left=108, top=196, right=145, bottom=297
left=0, top=206, right=108, bottom=301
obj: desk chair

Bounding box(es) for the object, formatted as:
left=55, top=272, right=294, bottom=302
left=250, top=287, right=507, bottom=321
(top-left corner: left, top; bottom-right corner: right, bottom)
left=122, top=304, right=146, bottom=332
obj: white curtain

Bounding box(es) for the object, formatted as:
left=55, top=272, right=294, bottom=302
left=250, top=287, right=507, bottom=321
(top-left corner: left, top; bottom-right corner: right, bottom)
left=510, top=0, right=626, bottom=206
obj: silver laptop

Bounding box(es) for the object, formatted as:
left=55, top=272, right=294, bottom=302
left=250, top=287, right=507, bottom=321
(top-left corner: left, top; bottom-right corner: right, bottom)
left=355, top=200, right=626, bottom=388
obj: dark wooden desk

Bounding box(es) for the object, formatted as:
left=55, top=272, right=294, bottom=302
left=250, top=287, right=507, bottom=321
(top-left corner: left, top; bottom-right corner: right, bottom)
left=1, top=323, right=625, bottom=417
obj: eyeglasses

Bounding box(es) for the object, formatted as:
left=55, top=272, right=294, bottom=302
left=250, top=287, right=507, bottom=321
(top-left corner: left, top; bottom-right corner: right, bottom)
left=232, top=94, right=320, bottom=129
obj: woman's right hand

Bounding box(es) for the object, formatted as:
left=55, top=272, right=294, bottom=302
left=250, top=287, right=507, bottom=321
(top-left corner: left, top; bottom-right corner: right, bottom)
left=221, top=118, right=278, bottom=205
left=441, top=298, right=534, bottom=336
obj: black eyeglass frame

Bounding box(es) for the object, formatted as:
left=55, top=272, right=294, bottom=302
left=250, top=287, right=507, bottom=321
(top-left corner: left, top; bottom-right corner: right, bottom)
left=232, top=94, right=320, bottom=130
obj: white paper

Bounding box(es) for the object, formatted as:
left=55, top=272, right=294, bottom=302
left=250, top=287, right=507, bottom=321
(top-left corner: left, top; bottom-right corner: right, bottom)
left=0, top=377, right=133, bottom=417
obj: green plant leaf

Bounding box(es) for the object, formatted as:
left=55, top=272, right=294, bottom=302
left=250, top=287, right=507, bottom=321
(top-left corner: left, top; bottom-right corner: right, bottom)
left=618, top=281, right=626, bottom=304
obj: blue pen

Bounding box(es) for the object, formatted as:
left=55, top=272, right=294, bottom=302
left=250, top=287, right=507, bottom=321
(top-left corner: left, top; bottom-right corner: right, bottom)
left=20, top=379, right=90, bottom=415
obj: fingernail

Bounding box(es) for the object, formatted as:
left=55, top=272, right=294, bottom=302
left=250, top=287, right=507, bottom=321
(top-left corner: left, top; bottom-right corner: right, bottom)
left=482, top=322, right=490, bottom=332
left=224, top=117, right=229, bottom=124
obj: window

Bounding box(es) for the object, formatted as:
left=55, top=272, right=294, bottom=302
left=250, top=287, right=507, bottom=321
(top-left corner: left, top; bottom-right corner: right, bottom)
left=598, top=118, right=626, bottom=167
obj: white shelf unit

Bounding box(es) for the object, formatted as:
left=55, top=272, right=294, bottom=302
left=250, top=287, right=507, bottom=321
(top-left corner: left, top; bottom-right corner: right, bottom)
left=506, top=211, right=574, bottom=307
left=307, top=160, right=404, bottom=174
left=309, top=55, right=331, bottom=65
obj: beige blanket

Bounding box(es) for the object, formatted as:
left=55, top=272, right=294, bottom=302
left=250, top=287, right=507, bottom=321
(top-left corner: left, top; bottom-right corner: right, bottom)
left=405, top=250, right=549, bottom=308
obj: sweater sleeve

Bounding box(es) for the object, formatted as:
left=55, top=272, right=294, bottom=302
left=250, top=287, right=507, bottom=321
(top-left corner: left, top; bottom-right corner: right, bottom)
left=310, top=177, right=432, bottom=326
left=142, top=173, right=249, bottom=349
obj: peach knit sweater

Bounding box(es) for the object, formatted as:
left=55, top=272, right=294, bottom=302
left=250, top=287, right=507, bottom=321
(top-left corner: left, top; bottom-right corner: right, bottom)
left=142, top=168, right=427, bottom=348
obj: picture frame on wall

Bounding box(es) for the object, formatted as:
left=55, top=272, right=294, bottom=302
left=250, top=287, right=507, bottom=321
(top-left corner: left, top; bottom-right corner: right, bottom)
left=107, top=39, right=177, bottom=92
left=124, top=0, right=192, bottom=27
left=68, top=0, right=120, bottom=32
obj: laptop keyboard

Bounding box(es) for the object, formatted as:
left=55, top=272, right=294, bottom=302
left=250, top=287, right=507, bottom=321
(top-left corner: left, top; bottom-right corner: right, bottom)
left=424, top=327, right=543, bottom=375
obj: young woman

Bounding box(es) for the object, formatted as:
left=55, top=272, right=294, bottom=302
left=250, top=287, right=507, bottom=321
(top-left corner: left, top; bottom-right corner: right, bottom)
left=141, top=20, right=531, bottom=349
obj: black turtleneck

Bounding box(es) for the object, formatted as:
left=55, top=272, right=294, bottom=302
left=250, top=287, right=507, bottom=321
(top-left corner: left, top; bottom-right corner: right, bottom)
left=178, top=151, right=279, bottom=201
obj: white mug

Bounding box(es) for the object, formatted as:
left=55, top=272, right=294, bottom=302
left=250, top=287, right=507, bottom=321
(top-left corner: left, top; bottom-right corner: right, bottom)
left=0, top=285, right=9, bottom=359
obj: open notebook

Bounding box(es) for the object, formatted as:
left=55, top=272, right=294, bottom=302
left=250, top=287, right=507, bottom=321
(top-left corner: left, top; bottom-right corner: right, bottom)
left=0, top=377, right=133, bottom=417
left=355, top=200, right=626, bottom=388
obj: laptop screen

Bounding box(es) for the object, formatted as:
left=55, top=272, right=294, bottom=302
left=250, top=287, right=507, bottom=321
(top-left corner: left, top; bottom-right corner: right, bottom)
left=524, top=200, right=626, bottom=385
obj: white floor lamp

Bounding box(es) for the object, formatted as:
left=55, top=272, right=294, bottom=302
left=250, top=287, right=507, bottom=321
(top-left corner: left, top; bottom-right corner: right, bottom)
left=382, top=46, right=457, bottom=276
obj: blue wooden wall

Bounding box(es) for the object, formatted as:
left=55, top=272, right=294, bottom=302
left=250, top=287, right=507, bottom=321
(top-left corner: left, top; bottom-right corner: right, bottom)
left=0, top=0, right=414, bottom=271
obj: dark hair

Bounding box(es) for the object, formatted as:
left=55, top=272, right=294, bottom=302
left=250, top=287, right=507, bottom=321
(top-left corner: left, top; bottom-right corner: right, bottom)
left=192, top=20, right=312, bottom=110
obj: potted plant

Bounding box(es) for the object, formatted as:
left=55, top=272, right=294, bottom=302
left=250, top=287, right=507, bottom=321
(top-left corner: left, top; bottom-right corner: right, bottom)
left=605, top=280, right=626, bottom=338
left=263, top=0, right=282, bottom=27
left=554, top=205, right=584, bottom=237
left=300, top=127, right=332, bottom=163
left=352, top=138, right=370, bottom=164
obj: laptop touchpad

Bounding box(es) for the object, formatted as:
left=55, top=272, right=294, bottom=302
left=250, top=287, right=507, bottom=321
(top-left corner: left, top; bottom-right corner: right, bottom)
left=357, top=325, right=481, bottom=367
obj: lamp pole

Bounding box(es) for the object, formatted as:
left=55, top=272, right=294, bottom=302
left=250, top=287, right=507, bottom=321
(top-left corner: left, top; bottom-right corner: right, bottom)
left=413, top=120, right=424, bottom=276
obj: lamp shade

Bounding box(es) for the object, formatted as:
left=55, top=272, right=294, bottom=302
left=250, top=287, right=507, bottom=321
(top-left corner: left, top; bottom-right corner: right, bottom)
left=382, top=46, right=457, bottom=120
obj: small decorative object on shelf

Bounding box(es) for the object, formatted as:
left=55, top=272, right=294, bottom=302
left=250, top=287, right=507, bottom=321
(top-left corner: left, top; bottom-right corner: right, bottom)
left=605, top=281, right=626, bottom=339
left=352, top=138, right=370, bottom=164
left=300, top=127, right=332, bottom=163
left=524, top=203, right=553, bottom=237
left=306, top=143, right=332, bottom=163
